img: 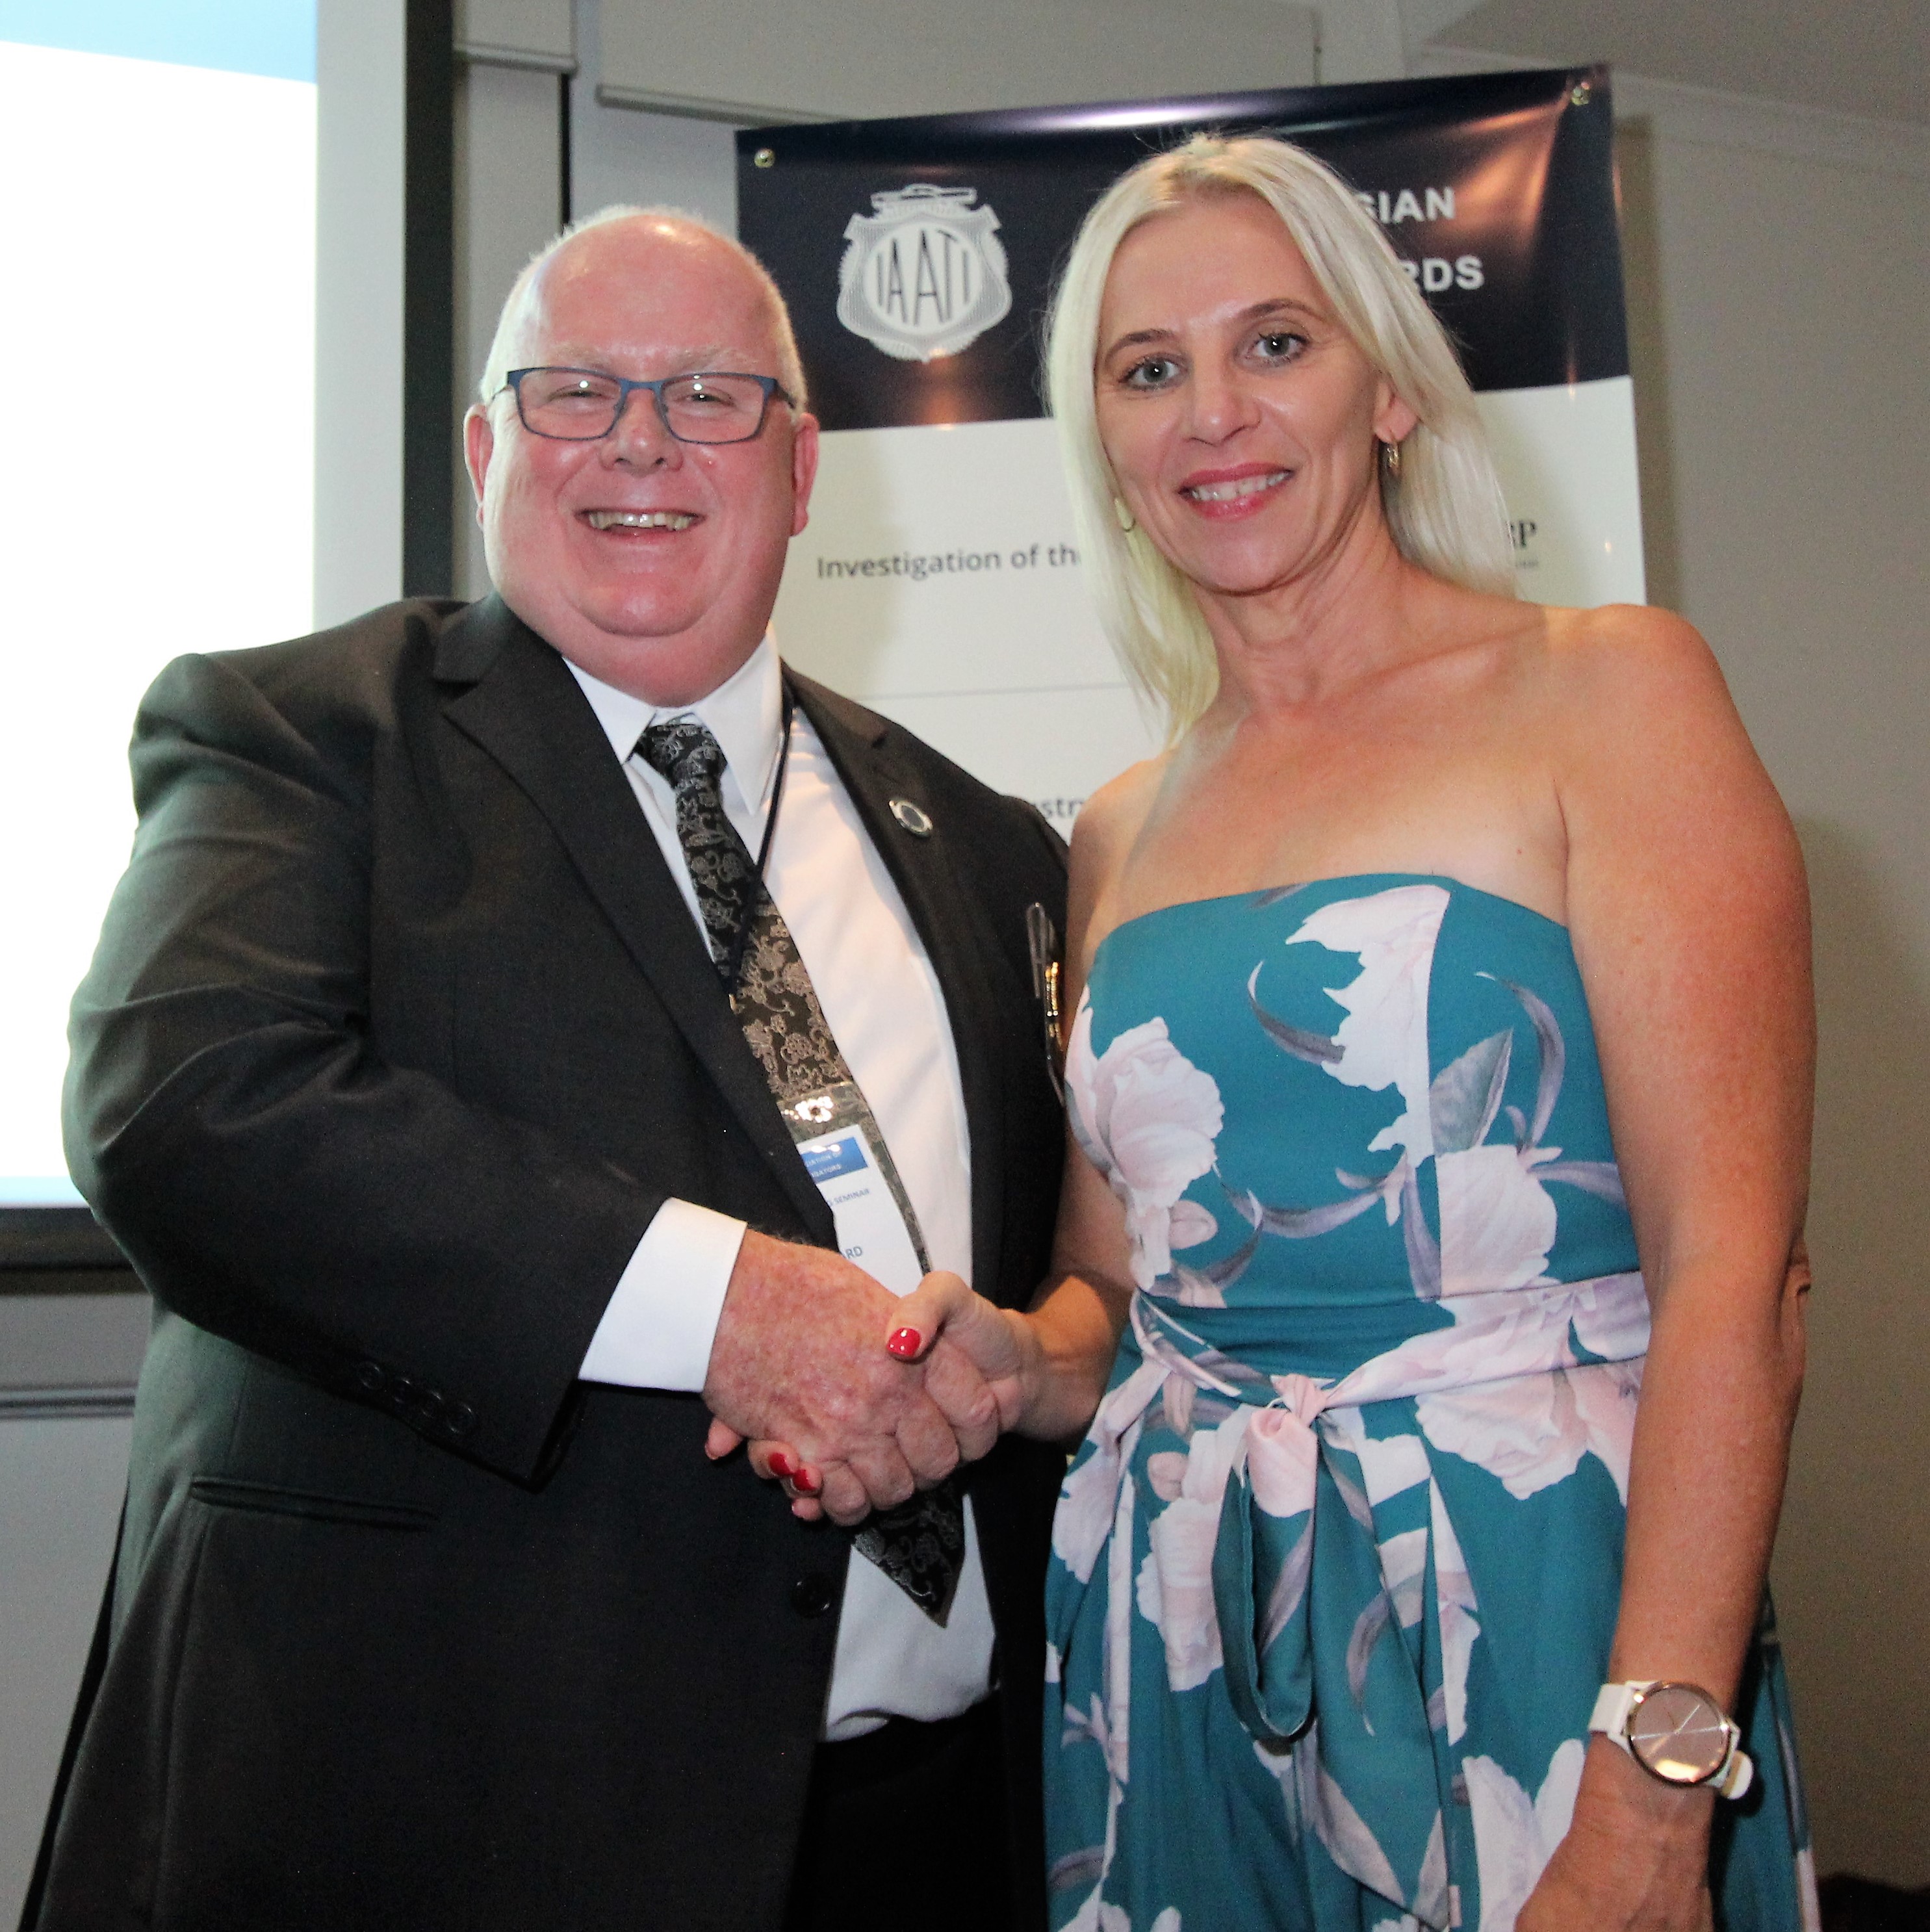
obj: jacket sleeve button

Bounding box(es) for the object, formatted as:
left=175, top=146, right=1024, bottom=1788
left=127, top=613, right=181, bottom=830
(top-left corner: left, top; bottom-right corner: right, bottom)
left=789, top=1574, right=837, bottom=1619
left=355, top=1360, right=387, bottom=1395
left=443, top=1401, right=477, bottom=1440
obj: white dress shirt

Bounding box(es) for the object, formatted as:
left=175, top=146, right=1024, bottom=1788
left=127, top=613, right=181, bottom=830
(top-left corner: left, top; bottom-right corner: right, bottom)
left=566, top=638, right=996, bottom=1740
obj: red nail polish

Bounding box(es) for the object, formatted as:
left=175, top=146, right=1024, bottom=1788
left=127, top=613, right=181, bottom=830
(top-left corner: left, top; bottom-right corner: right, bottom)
left=887, top=1327, right=923, bottom=1359
left=793, top=1467, right=821, bottom=1496
left=768, top=1450, right=795, bottom=1479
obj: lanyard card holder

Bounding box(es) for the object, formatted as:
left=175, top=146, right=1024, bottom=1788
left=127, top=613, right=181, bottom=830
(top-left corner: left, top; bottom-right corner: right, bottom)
left=782, top=1081, right=930, bottom=1296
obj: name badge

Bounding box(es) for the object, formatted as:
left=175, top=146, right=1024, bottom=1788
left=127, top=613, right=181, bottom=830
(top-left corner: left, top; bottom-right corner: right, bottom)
left=795, top=1122, right=923, bottom=1296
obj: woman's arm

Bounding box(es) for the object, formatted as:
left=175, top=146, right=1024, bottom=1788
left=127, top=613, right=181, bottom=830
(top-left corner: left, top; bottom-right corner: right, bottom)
left=1523, top=606, right=1812, bottom=1929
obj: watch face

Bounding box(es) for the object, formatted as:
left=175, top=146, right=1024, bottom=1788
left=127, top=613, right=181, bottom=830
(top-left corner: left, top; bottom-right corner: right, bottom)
left=1627, top=1683, right=1730, bottom=1784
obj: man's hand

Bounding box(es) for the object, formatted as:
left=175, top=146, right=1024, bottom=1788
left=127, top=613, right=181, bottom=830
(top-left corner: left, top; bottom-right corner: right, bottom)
left=701, top=1236, right=998, bottom=1526
left=708, top=1269, right=1033, bottom=1523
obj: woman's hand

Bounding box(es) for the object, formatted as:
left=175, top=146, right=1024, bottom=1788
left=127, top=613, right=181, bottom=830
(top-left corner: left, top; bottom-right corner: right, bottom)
left=702, top=1413, right=835, bottom=1520
left=705, top=1271, right=1032, bottom=1523
left=879, top=1270, right=1034, bottom=1436
left=1518, top=1738, right=1714, bottom=1932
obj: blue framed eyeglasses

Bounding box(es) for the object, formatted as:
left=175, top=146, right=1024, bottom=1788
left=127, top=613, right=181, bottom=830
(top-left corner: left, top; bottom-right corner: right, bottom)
left=500, top=367, right=795, bottom=445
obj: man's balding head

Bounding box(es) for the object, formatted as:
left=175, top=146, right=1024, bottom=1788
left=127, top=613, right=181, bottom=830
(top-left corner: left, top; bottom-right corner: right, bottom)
left=478, top=207, right=806, bottom=414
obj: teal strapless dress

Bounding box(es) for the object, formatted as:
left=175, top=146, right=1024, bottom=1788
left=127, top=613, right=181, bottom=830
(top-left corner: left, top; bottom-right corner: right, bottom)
left=1044, top=877, right=1815, bottom=1932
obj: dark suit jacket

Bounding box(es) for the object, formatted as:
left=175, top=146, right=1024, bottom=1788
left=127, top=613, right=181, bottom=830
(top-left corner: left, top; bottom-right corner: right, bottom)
left=30, top=597, right=1068, bottom=1932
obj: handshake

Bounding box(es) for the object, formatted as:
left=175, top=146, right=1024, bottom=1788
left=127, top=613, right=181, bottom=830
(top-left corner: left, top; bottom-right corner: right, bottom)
left=700, top=1229, right=1038, bottom=1525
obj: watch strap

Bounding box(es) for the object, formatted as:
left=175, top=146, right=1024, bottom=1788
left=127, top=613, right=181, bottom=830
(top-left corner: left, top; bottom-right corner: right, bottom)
left=1589, top=1679, right=1641, bottom=1744
left=1712, top=1738, right=1755, bottom=1801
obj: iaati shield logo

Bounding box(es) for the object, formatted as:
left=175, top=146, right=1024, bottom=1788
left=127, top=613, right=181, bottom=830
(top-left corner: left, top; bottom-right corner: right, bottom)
left=836, top=185, right=1012, bottom=362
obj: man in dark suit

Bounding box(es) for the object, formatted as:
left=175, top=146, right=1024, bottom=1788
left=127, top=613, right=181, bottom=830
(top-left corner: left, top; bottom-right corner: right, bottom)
left=28, top=209, right=1067, bottom=1931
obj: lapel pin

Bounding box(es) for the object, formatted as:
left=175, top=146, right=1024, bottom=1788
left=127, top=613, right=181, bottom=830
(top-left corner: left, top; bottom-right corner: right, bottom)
left=890, top=797, right=933, bottom=838
left=1027, top=902, right=1066, bottom=1104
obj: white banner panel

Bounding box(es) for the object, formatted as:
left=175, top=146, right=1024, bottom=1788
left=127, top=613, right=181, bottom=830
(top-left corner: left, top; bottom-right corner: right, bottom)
left=775, top=419, right=1144, bottom=821
left=1480, top=376, right=1647, bottom=608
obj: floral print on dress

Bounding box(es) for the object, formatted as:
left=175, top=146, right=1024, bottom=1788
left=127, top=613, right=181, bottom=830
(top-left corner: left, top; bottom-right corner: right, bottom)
left=1046, top=877, right=1815, bottom=1932
left=1462, top=1740, right=1586, bottom=1932
left=1283, top=882, right=1448, bottom=1162
left=1066, top=1003, right=1224, bottom=1291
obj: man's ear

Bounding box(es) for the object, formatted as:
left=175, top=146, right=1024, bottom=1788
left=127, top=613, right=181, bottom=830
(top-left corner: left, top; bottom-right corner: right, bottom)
left=789, top=412, right=821, bottom=537
left=463, top=406, right=493, bottom=524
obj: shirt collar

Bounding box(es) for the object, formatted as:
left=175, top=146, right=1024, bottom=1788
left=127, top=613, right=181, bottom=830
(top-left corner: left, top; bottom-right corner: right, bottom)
left=564, top=634, right=785, bottom=814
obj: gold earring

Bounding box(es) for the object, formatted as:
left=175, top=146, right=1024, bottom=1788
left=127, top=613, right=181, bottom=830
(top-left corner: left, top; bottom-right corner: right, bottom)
left=1113, top=497, right=1137, bottom=533
left=1381, top=438, right=1402, bottom=480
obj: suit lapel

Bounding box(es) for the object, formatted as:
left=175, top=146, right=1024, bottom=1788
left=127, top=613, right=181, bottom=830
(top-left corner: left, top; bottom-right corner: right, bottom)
left=791, top=673, right=1016, bottom=1300
left=436, top=600, right=833, bottom=1243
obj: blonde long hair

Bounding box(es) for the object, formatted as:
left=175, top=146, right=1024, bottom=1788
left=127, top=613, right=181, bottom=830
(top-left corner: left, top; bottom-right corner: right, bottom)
left=1045, top=134, right=1515, bottom=735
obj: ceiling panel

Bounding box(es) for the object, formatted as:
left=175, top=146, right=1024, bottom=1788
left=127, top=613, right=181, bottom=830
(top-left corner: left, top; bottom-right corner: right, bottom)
left=598, top=0, right=1317, bottom=123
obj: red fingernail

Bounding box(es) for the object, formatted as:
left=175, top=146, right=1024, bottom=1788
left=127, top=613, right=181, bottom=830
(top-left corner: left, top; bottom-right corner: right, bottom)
left=793, top=1467, right=821, bottom=1495
left=887, top=1327, right=923, bottom=1359
left=768, top=1451, right=795, bottom=1478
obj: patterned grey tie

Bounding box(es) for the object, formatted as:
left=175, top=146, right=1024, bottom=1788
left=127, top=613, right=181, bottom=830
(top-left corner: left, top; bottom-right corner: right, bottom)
left=637, top=714, right=966, bottom=1622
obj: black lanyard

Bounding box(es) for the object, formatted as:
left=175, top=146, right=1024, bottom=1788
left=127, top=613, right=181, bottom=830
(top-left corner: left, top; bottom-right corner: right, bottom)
left=720, top=686, right=795, bottom=998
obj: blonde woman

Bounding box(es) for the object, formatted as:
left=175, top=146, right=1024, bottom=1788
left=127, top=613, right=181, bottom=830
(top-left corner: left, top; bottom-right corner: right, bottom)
left=749, top=135, right=1815, bottom=1931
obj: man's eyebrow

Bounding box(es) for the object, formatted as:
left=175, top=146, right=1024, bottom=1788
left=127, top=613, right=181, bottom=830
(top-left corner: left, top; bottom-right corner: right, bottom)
left=537, top=346, right=735, bottom=372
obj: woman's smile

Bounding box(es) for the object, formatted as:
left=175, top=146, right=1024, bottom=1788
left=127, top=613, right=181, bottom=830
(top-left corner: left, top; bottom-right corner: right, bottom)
left=1177, top=463, right=1293, bottom=515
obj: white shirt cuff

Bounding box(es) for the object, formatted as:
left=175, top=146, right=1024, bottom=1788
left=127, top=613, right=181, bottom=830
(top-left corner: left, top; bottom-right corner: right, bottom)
left=580, top=1199, right=747, bottom=1392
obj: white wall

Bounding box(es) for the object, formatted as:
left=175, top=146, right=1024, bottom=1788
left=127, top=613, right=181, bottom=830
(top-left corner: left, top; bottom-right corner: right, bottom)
left=0, top=1417, right=131, bottom=1925
left=0, top=1284, right=149, bottom=1923
left=0, top=1283, right=152, bottom=1916
left=569, top=0, right=738, bottom=233
left=452, top=57, right=568, bottom=599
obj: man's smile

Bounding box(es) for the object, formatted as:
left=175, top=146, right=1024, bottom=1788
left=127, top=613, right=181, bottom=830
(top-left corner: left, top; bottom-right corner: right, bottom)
left=583, top=508, right=701, bottom=532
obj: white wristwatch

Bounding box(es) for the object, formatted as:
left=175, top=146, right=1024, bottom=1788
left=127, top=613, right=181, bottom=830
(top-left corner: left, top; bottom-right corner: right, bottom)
left=1589, top=1681, right=1754, bottom=1799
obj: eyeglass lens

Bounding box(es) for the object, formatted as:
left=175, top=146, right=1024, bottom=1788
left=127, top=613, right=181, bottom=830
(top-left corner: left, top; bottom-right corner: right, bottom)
left=515, top=370, right=773, bottom=444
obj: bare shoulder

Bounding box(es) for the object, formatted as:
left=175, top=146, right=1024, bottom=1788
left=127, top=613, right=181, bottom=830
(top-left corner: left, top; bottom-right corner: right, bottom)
left=1066, top=754, right=1168, bottom=987
left=1070, top=756, right=1164, bottom=877
left=1545, top=604, right=1806, bottom=929
left=1541, top=602, right=1737, bottom=737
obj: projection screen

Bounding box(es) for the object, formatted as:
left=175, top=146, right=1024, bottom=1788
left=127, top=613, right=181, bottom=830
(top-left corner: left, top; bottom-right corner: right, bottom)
left=0, top=0, right=404, bottom=1218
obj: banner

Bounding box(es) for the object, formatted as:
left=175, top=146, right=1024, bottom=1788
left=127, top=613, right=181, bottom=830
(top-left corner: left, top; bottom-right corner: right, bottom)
left=738, top=68, right=1640, bottom=829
